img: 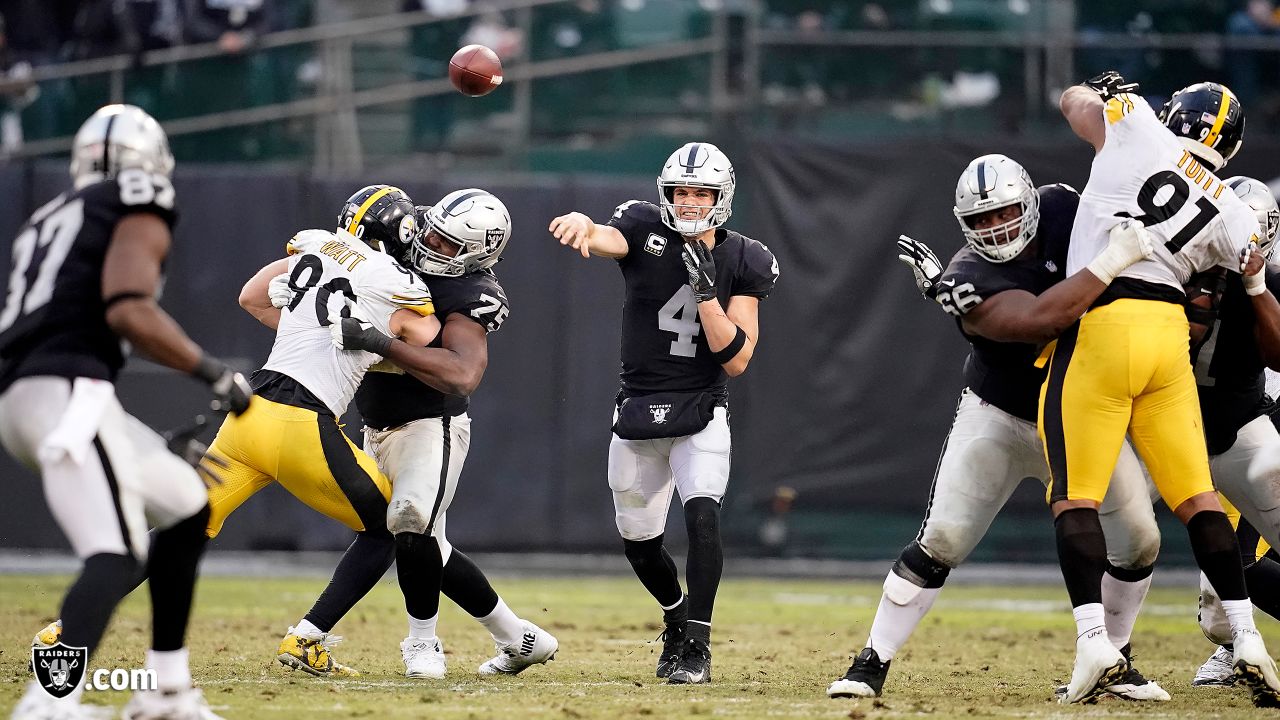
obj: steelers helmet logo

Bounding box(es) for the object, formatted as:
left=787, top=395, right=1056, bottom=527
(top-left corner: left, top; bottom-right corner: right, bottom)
left=399, top=215, right=416, bottom=244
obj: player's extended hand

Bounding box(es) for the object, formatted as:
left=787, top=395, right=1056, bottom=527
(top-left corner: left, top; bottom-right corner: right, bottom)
left=1083, top=71, right=1139, bottom=100
left=1242, top=243, right=1268, bottom=296
left=896, top=235, right=943, bottom=299
left=267, top=272, right=293, bottom=309
left=1087, top=219, right=1154, bottom=284
left=549, top=212, right=595, bottom=259
left=682, top=239, right=717, bottom=303
left=193, top=356, right=252, bottom=415
left=332, top=315, right=394, bottom=355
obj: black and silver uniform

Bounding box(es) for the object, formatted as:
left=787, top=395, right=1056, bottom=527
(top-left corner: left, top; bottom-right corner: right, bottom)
left=355, top=268, right=508, bottom=430
left=607, top=200, right=778, bottom=397
left=1190, top=268, right=1280, bottom=455
left=934, top=184, right=1078, bottom=422
left=0, top=173, right=178, bottom=392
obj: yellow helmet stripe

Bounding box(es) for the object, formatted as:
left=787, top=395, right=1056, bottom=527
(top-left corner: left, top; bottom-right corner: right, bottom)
left=1203, top=86, right=1235, bottom=150
left=345, top=187, right=400, bottom=236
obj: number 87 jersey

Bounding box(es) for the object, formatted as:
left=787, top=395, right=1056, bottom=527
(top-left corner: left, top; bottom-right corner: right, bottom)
left=262, top=229, right=434, bottom=416
left=1067, top=91, right=1260, bottom=291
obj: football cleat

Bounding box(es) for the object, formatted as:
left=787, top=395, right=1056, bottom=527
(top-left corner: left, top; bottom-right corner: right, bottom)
left=121, top=687, right=224, bottom=720
left=1193, top=645, right=1236, bottom=687
left=478, top=621, right=558, bottom=675
left=1060, top=630, right=1127, bottom=704
left=1232, top=628, right=1280, bottom=707
left=11, top=681, right=111, bottom=720
left=1099, top=645, right=1170, bottom=701
left=277, top=627, right=360, bottom=677
left=656, top=620, right=686, bottom=678
left=666, top=638, right=711, bottom=685
left=30, top=619, right=62, bottom=670
left=402, top=636, right=447, bottom=679
left=828, top=647, right=891, bottom=699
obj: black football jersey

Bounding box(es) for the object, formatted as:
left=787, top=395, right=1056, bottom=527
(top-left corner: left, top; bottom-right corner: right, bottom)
left=356, top=268, right=508, bottom=430
left=933, top=184, right=1079, bottom=422
left=607, top=200, right=778, bottom=396
left=0, top=172, right=178, bottom=392
left=1191, top=268, right=1280, bottom=455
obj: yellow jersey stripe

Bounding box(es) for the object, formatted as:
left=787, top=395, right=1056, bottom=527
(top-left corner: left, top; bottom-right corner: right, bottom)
left=396, top=299, right=435, bottom=317
left=1203, top=86, right=1234, bottom=150
left=345, top=187, right=400, bottom=237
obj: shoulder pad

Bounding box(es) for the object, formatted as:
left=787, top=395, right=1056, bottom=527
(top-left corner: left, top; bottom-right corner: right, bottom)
left=611, top=200, right=660, bottom=223
left=937, top=249, right=1018, bottom=316
left=286, top=229, right=334, bottom=255
left=733, top=235, right=779, bottom=299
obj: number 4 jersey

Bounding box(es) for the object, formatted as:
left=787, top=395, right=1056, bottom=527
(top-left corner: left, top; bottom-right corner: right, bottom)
left=608, top=200, right=778, bottom=396
left=0, top=172, right=177, bottom=391
left=261, top=229, right=434, bottom=417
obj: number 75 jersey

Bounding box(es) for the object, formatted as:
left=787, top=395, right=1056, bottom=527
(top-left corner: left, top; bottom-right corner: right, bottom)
left=1067, top=92, right=1260, bottom=290
left=262, top=229, right=434, bottom=416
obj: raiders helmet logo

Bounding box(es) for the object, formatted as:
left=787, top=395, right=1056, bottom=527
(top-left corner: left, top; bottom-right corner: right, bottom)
left=649, top=403, right=672, bottom=424
left=398, top=215, right=416, bottom=244
left=486, top=228, right=504, bottom=247
left=32, top=644, right=88, bottom=699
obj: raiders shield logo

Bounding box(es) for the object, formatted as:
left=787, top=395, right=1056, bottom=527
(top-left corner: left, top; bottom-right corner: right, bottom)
left=649, top=403, right=672, bottom=424
left=32, top=643, right=87, bottom=699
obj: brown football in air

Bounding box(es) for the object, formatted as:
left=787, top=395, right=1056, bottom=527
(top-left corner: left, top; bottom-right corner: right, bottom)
left=449, top=44, right=503, bottom=97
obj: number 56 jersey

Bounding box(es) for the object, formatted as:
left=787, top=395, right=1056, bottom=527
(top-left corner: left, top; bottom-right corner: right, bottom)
left=262, top=229, right=434, bottom=416
left=1067, top=92, right=1260, bottom=294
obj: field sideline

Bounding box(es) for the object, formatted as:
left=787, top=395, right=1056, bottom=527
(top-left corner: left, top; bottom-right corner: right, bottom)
left=3, top=575, right=1278, bottom=719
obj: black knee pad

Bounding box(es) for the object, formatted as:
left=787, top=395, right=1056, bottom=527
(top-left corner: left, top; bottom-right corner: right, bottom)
left=683, top=497, right=721, bottom=544
left=1188, top=511, right=1239, bottom=557
left=623, top=534, right=666, bottom=567
left=894, top=541, right=951, bottom=589
left=1106, top=562, right=1154, bottom=582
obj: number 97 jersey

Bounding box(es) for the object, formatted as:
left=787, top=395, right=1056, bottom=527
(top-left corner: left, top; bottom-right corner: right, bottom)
left=261, top=229, right=434, bottom=416
left=1067, top=92, right=1260, bottom=292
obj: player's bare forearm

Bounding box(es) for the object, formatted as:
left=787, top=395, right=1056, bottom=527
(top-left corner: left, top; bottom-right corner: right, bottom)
left=239, top=258, right=289, bottom=330
left=386, top=315, right=487, bottom=396
left=106, top=299, right=205, bottom=374
left=699, top=296, right=759, bottom=377
left=549, top=212, right=628, bottom=259
left=1060, top=86, right=1106, bottom=151
left=964, top=274, right=1105, bottom=344
left=1252, top=290, right=1280, bottom=370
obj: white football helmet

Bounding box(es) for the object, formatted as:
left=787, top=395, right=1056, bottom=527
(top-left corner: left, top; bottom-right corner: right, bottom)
left=657, top=142, right=735, bottom=237
left=69, top=104, right=174, bottom=190
left=952, top=153, right=1040, bottom=263
left=409, top=188, right=511, bottom=277
left=1226, top=176, right=1280, bottom=260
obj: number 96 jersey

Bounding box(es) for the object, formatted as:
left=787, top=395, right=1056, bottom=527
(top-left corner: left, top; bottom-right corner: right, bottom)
left=607, top=200, right=778, bottom=395
left=261, top=229, right=434, bottom=417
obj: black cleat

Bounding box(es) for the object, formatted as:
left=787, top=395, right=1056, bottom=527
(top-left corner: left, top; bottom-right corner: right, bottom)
left=656, top=621, right=686, bottom=679
left=667, top=638, right=712, bottom=684
left=828, top=647, right=891, bottom=698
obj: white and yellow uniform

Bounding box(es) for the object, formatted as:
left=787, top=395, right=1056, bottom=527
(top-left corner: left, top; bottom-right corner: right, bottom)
left=206, top=229, right=435, bottom=537
left=1040, top=92, right=1261, bottom=509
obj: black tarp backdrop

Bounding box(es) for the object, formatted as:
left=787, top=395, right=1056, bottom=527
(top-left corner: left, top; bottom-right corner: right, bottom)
left=2, top=137, right=1279, bottom=559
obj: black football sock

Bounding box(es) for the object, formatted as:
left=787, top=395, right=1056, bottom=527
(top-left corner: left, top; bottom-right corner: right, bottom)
left=396, top=531, right=443, bottom=621
left=622, top=535, right=684, bottom=609
left=147, top=504, right=210, bottom=651
left=60, top=552, right=144, bottom=656
left=1244, top=555, right=1280, bottom=621
left=304, top=530, right=395, bottom=633
left=441, top=549, right=501, bottom=618
left=1054, top=508, right=1108, bottom=608
left=1189, top=511, right=1248, bottom=601
left=684, top=497, right=723, bottom=627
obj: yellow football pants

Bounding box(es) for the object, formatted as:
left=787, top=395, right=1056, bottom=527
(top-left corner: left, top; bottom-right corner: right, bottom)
left=204, top=395, right=392, bottom=538
left=1039, top=299, right=1213, bottom=510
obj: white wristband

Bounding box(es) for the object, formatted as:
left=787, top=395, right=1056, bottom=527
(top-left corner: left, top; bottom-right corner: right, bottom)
left=1086, top=245, right=1130, bottom=286
left=1245, top=272, right=1267, bottom=296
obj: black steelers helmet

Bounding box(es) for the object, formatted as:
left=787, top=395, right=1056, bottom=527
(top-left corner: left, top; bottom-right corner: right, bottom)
left=336, top=185, right=418, bottom=263
left=1157, top=82, right=1244, bottom=171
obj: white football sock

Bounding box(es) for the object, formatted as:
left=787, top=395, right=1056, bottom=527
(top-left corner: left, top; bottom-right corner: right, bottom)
left=1223, top=598, right=1258, bottom=635
left=407, top=613, right=439, bottom=640
left=1073, top=603, right=1106, bottom=639
left=865, top=580, right=941, bottom=662
left=294, top=619, right=323, bottom=637
left=1101, top=571, right=1151, bottom=649
left=146, top=648, right=191, bottom=692
left=478, top=598, right=525, bottom=647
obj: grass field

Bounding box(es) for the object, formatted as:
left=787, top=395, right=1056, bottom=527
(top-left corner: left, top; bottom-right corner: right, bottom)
left=3, top=574, right=1279, bottom=719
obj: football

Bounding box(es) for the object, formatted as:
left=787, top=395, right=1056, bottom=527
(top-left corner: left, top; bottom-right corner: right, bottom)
left=449, top=44, right=503, bottom=97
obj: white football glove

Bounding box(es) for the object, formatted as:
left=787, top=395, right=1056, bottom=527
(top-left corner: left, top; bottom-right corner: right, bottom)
left=896, top=234, right=943, bottom=299
left=1087, top=219, right=1154, bottom=285
left=268, top=272, right=293, bottom=309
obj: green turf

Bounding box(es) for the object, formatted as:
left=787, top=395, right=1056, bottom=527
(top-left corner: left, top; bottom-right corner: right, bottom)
left=3, top=574, right=1278, bottom=718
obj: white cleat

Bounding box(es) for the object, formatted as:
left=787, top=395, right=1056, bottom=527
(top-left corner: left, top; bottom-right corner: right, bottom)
left=1192, top=645, right=1236, bottom=687
left=10, top=682, right=111, bottom=720
left=1232, top=628, right=1280, bottom=707
left=1059, top=629, right=1127, bottom=704
left=401, top=636, right=447, bottom=679
left=121, top=687, right=224, bottom=720
left=478, top=621, right=559, bottom=675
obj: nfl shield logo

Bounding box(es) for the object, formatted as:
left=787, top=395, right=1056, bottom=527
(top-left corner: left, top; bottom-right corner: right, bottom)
left=32, top=643, right=87, bottom=699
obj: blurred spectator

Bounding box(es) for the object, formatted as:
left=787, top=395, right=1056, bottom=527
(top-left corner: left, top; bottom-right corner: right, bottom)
left=757, top=486, right=798, bottom=557
left=404, top=0, right=473, bottom=151
left=183, top=0, right=270, bottom=52
left=1226, top=0, right=1280, bottom=111
left=0, top=12, right=39, bottom=155
left=462, top=9, right=524, bottom=59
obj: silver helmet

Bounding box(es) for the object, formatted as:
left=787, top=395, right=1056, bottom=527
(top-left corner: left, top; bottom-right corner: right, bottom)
left=69, top=104, right=174, bottom=190
left=953, top=153, right=1040, bottom=263
left=657, top=142, right=735, bottom=237
left=408, top=188, right=511, bottom=277
left=1225, top=176, right=1280, bottom=260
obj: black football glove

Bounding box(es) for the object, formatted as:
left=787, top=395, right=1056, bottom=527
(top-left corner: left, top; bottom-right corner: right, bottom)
left=1083, top=70, right=1139, bottom=100
left=193, top=356, right=252, bottom=415
left=896, top=235, right=944, bottom=299
left=162, top=414, right=230, bottom=488
left=682, top=240, right=718, bottom=303
left=332, top=316, right=394, bottom=355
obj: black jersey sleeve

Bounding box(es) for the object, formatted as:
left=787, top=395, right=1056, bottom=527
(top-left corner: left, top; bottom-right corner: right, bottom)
left=732, top=237, right=779, bottom=299
left=435, top=271, right=510, bottom=333
left=936, top=249, right=1019, bottom=317
left=605, top=200, right=662, bottom=258
left=84, top=170, right=179, bottom=229
left=1266, top=266, right=1280, bottom=297
left=1035, top=183, right=1080, bottom=271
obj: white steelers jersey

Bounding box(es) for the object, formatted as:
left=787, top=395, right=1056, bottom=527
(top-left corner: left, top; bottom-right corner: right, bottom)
left=261, top=228, right=433, bottom=416
left=1067, top=92, right=1260, bottom=290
